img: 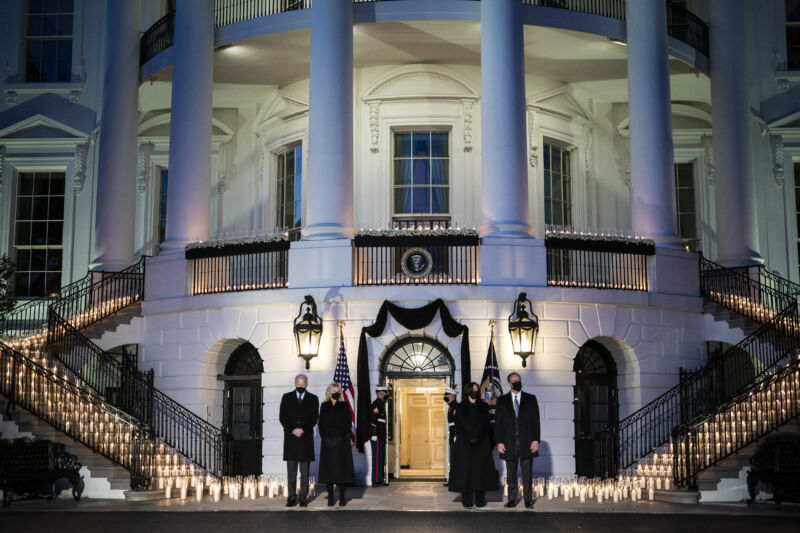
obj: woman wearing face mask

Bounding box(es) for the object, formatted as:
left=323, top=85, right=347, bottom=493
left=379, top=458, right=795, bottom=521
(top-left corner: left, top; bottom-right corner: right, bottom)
left=317, top=382, right=355, bottom=506
left=448, top=381, right=498, bottom=508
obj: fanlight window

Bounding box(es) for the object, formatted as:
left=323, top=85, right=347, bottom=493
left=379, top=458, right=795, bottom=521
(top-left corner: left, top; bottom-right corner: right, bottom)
left=382, top=337, right=453, bottom=378
left=225, top=342, right=264, bottom=376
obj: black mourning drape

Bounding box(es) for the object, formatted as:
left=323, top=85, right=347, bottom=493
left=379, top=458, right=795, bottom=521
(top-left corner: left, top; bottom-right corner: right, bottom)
left=355, top=298, right=470, bottom=452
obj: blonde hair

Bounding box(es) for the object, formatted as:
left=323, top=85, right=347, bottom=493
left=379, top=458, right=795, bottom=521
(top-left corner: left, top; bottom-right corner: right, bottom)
left=324, top=382, right=342, bottom=402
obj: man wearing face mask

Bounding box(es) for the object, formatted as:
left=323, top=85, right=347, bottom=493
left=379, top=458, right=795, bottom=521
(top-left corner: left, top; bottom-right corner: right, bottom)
left=369, top=385, right=389, bottom=486
left=279, top=374, right=319, bottom=507
left=444, top=388, right=457, bottom=486
left=495, top=372, right=540, bottom=508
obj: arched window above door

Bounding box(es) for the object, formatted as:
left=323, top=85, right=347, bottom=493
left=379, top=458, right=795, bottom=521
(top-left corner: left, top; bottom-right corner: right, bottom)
left=224, top=342, right=264, bottom=376
left=381, top=337, right=454, bottom=381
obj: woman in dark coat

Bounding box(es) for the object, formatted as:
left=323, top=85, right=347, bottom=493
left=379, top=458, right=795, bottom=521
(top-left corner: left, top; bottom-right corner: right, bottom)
left=448, top=381, right=498, bottom=507
left=317, top=382, right=355, bottom=506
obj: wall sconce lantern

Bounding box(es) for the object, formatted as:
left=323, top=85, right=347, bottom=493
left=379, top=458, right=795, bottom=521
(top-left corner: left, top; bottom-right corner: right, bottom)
left=294, top=295, right=323, bottom=369
left=508, top=292, right=539, bottom=368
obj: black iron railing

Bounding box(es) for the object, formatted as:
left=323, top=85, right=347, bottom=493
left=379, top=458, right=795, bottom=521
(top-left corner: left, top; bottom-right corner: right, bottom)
left=186, top=240, right=289, bottom=295
left=666, top=0, right=709, bottom=57
left=526, top=0, right=625, bottom=20
left=353, top=234, right=480, bottom=286
left=215, top=0, right=309, bottom=27
left=594, top=305, right=799, bottom=477
left=545, top=232, right=653, bottom=291
left=140, top=10, right=175, bottom=66
left=672, top=355, right=800, bottom=490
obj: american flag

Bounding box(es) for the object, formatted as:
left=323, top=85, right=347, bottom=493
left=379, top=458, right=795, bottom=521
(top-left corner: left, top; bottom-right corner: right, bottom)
left=334, top=331, right=356, bottom=444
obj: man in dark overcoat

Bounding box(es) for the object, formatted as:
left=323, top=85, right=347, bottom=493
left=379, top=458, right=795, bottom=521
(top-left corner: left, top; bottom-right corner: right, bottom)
left=278, top=373, right=319, bottom=507
left=494, top=372, right=540, bottom=508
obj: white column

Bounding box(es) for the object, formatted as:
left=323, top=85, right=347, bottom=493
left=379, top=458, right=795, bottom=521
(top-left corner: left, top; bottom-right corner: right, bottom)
left=625, top=0, right=680, bottom=247
left=480, top=0, right=532, bottom=237
left=91, top=0, right=140, bottom=270
left=160, top=0, right=214, bottom=252
left=710, top=0, right=762, bottom=266
left=303, top=0, right=353, bottom=240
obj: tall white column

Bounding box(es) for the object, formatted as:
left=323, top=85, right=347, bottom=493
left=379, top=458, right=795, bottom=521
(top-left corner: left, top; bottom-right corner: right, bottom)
left=625, top=0, right=680, bottom=247
left=91, top=0, right=141, bottom=270
left=480, top=0, right=532, bottom=238
left=303, top=0, right=353, bottom=240
left=710, top=0, right=762, bottom=266
left=160, top=0, right=214, bottom=252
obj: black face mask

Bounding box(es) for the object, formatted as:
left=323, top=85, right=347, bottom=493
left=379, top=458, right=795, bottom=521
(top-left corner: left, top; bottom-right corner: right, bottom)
left=296, top=386, right=306, bottom=394
left=443, top=396, right=450, bottom=403
left=331, top=392, right=340, bottom=401
left=511, top=381, right=522, bottom=392
left=468, top=390, right=480, bottom=400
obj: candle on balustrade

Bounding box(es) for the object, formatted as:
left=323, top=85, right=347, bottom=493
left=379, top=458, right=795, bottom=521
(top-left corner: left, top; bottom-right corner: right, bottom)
left=180, top=482, right=188, bottom=500
left=196, top=482, right=204, bottom=502
left=213, top=483, right=221, bottom=502
left=165, top=485, right=172, bottom=499
left=579, top=488, right=586, bottom=503
left=258, top=479, right=266, bottom=498
left=596, top=490, right=602, bottom=504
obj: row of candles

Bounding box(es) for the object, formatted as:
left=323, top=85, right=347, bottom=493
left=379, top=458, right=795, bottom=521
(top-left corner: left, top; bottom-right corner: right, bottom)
left=529, top=475, right=663, bottom=503
left=159, top=473, right=316, bottom=502
left=359, top=275, right=479, bottom=285
left=191, top=281, right=287, bottom=295
left=705, top=290, right=798, bottom=330
left=544, top=224, right=651, bottom=242
left=548, top=279, right=647, bottom=291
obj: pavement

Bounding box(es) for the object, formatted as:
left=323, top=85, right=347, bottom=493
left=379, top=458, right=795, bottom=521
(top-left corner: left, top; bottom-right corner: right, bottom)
left=2, top=482, right=800, bottom=532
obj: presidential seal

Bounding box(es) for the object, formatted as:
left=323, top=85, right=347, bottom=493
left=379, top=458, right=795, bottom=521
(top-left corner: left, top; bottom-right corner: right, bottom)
left=400, top=247, right=433, bottom=279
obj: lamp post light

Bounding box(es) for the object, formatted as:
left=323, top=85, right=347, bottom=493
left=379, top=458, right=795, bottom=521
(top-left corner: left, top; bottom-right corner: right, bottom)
left=293, top=295, right=323, bottom=369
left=508, top=292, right=539, bottom=368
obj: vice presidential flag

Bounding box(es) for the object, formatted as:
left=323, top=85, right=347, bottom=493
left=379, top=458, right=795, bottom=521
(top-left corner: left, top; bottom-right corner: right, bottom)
left=480, top=336, right=503, bottom=446
left=334, top=332, right=357, bottom=444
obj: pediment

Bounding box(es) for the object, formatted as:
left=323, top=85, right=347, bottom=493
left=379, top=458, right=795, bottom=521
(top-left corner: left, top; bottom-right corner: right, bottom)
left=0, top=113, right=88, bottom=140
left=255, top=90, right=308, bottom=129
left=138, top=111, right=234, bottom=137
left=362, top=65, right=478, bottom=102
left=527, top=86, right=591, bottom=120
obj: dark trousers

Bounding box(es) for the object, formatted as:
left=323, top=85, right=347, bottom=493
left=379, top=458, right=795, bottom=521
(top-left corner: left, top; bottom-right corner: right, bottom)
left=286, top=460, right=310, bottom=501
left=505, top=456, right=533, bottom=503
left=327, top=483, right=347, bottom=501
left=462, top=491, right=486, bottom=507
left=448, top=441, right=454, bottom=480
left=371, top=438, right=386, bottom=485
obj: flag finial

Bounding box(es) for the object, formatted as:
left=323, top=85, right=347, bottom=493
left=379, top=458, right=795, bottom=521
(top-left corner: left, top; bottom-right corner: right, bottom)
left=338, top=320, right=345, bottom=339
left=489, top=319, right=497, bottom=341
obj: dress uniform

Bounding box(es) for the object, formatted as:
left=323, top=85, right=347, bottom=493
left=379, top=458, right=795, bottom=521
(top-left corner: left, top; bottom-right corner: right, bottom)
left=445, top=388, right=457, bottom=484
left=369, top=385, right=389, bottom=485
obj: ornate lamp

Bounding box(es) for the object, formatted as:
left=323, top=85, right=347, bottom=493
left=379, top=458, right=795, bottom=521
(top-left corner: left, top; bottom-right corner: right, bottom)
left=293, top=295, right=323, bottom=369
left=508, top=292, right=539, bottom=368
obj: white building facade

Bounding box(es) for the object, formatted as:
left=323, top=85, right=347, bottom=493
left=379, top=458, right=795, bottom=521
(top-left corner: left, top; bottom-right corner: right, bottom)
left=1, top=0, right=800, bottom=489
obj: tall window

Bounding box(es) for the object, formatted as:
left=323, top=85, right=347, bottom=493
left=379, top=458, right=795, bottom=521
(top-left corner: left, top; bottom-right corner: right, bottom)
left=25, top=0, right=73, bottom=82
left=158, top=169, right=168, bottom=244
left=795, top=162, right=800, bottom=278
left=788, top=0, right=800, bottom=69
left=393, top=131, right=449, bottom=219
left=674, top=162, right=698, bottom=252
left=14, top=172, right=65, bottom=297
left=276, top=145, right=302, bottom=241
left=543, top=143, right=572, bottom=226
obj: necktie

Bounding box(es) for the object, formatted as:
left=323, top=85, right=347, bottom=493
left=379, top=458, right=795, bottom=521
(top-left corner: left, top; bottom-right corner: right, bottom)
left=514, top=394, right=519, bottom=417
left=298, top=394, right=302, bottom=406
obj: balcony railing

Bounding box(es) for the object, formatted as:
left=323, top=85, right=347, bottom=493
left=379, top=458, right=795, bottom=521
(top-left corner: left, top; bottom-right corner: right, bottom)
left=140, top=0, right=708, bottom=66
left=545, top=226, right=653, bottom=291
left=353, top=231, right=480, bottom=286
left=186, top=239, right=290, bottom=295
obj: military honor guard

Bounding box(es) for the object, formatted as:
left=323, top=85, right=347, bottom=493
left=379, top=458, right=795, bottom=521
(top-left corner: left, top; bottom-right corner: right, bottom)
left=369, top=385, right=389, bottom=485
left=444, top=387, right=457, bottom=485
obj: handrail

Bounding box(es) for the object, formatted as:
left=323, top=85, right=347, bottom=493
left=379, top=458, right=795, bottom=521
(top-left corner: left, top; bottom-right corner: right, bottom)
left=140, top=10, right=175, bottom=66
left=672, top=355, right=800, bottom=489
left=594, top=304, right=799, bottom=477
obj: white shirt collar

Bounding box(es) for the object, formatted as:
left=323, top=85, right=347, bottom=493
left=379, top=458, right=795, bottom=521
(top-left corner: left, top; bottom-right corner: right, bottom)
left=511, top=390, right=521, bottom=399
left=296, top=390, right=305, bottom=399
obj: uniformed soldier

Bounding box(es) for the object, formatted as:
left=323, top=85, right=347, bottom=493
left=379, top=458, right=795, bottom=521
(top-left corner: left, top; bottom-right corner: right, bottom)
left=444, top=387, right=457, bottom=486
left=369, top=385, right=388, bottom=486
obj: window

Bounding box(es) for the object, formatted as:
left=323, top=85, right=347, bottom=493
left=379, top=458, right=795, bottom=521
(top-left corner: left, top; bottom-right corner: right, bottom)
left=788, top=0, right=800, bottom=69
left=24, top=0, right=73, bottom=82
left=14, top=172, right=65, bottom=297
left=276, top=145, right=302, bottom=241
left=674, top=162, right=698, bottom=252
left=393, top=131, right=449, bottom=218
left=543, top=143, right=572, bottom=226
left=795, top=162, right=800, bottom=278
left=158, top=169, right=168, bottom=244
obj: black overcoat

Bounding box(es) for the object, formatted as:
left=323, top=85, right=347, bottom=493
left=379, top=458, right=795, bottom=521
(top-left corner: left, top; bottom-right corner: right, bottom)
left=494, top=391, right=541, bottom=461
left=279, top=390, right=319, bottom=462
left=448, top=400, right=498, bottom=493
left=317, top=400, right=355, bottom=484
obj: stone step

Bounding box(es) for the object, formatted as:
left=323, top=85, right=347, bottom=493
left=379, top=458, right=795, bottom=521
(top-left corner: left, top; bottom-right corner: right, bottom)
left=654, top=489, right=699, bottom=504
left=124, top=489, right=165, bottom=502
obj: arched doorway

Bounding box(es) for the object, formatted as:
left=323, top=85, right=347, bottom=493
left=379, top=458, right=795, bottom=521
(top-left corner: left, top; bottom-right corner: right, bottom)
left=221, top=342, right=264, bottom=476
left=573, top=340, right=619, bottom=477
left=380, top=336, right=455, bottom=480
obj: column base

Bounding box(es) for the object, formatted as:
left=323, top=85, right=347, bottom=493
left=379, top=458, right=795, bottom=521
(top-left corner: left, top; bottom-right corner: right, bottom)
left=288, top=239, right=353, bottom=288
left=143, top=252, right=189, bottom=300
left=88, top=255, right=135, bottom=272
left=647, top=246, right=700, bottom=296
left=715, top=254, right=765, bottom=268
left=479, top=222, right=534, bottom=239
left=479, top=237, right=546, bottom=286
left=158, top=238, right=191, bottom=254
left=301, top=224, right=354, bottom=241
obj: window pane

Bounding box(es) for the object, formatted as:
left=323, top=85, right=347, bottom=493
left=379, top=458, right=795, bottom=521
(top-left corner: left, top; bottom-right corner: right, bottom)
left=543, top=144, right=550, bottom=171
left=552, top=147, right=562, bottom=174
left=60, top=0, right=73, bottom=13
left=47, top=249, right=62, bottom=270
left=285, top=149, right=295, bottom=177
left=17, top=197, right=32, bottom=220
left=677, top=164, right=693, bottom=188
left=412, top=133, right=430, bottom=157
left=15, top=222, right=31, bottom=246
left=29, top=0, right=44, bottom=14
left=294, top=146, right=302, bottom=175
left=394, top=187, right=411, bottom=214
left=431, top=132, right=448, bottom=156
left=43, top=0, right=58, bottom=14
left=58, top=14, right=72, bottom=35
left=680, top=214, right=697, bottom=240
left=394, top=133, right=411, bottom=157
left=32, top=196, right=48, bottom=219
left=412, top=159, right=430, bottom=185
left=16, top=249, right=31, bottom=270
left=412, top=187, right=430, bottom=213
left=29, top=272, right=45, bottom=296
left=284, top=175, right=295, bottom=205
left=431, top=159, right=448, bottom=185
left=552, top=175, right=562, bottom=202
left=678, top=189, right=694, bottom=213
left=49, top=196, right=64, bottom=219
left=45, top=272, right=61, bottom=295
left=50, top=174, right=64, bottom=195
left=47, top=221, right=63, bottom=245
left=34, top=173, right=49, bottom=194
left=394, top=159, right=411, bottom=185
left=16, top=273, right=30, bottom=297
left=43, top=14, right=58, bottom=35
left=31, top=250, right=47, bottom=271
left=31, top=222, right=47, bottom=245
left=432, top=187, right=449, bottom=213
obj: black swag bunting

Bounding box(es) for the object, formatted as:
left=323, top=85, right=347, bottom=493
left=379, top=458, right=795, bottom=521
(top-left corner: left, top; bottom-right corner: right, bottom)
left=355, top=298, right=470, bottom=453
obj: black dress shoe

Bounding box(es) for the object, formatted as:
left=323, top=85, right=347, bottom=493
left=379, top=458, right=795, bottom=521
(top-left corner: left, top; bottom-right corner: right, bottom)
left=286, top=498, right=297, bottom=508
left=299, top=500, right=308, bottom=507
left=327, top=492, right=336, bottom=507
left=504, top=501, right=517, bottom=508
left=524, top=500, right=534, bottom=509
